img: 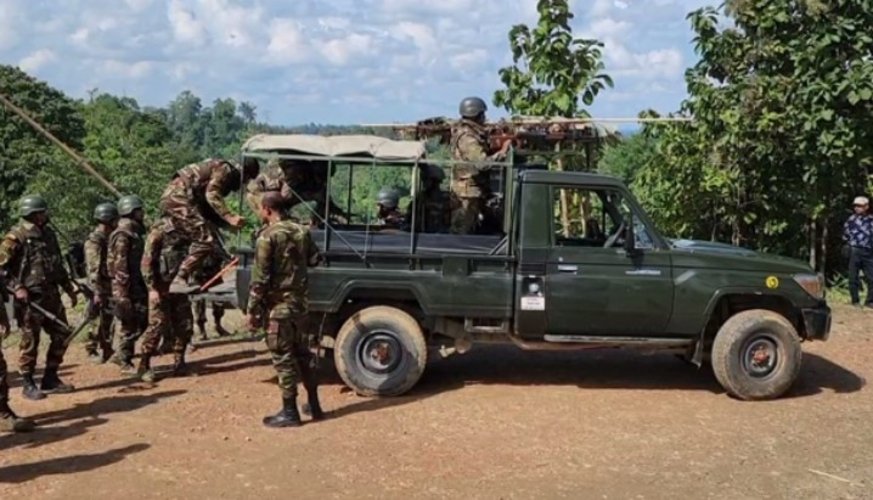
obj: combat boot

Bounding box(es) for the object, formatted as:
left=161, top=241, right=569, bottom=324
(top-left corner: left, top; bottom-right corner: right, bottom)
left=215, top=323, right=232, bottom=338
left=21, top=374, right=46, bottom=401
left=171, top=352, right=189, bottom=377
left=263, top=397, right=302, bottom=428
left=86, top=350, right=102, bottom=365
left=0, top=407, right=35, bottom=433
left=138, top=356, right=155, bottom=383
left=301, top=372, right=325, bottom=421
left=109, top=353, right=137, bottom=375
left=40, top=367, right=75, bottom=394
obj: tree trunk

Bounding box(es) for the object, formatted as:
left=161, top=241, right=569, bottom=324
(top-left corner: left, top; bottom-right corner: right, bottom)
left=808, top=218, right=817, bottom=270
left=556, top=142, right=570, bottom=237
left=821, top=218, right=828, bottom=275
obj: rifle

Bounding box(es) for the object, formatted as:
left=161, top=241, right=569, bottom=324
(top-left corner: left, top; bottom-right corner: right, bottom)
left=2, top=285, right=88, bottom=347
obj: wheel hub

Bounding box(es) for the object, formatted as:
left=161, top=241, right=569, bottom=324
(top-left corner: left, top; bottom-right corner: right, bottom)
left=359, top=331, right=403, bottom=375
left=742, top=336, right=778, bottom=378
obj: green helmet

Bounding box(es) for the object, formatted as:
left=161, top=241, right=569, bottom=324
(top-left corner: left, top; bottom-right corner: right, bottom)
left=459, top=96, right=487, bottom=119
left=93, top=202, right=119, bottom=223
left=18, top=195, right=48, bottom=218
left=117, top=195, right=144, bottom=217
left=377, top=188, right=399, bottom=209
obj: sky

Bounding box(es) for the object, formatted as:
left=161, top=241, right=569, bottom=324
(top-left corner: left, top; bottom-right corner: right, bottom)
left=0, top=0, right=715, bottom=126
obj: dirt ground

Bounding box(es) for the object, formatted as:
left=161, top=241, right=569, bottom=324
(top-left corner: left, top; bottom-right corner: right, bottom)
left=0, top=304, right=871, bottom=499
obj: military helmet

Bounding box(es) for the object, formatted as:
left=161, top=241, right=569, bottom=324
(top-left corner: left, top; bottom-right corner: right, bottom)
left=423, top=164, right=446, bottom=182
left=18, top=195, right=48, bottom=218
left=93, top=202, right=119, bottom=223
left=377, top=187, right=400, bottom=209
left=240, top=157, right=260, bottom=181
left=117, top=195, right=144, bottom=217
left=459, top=96, right=487, bottom=118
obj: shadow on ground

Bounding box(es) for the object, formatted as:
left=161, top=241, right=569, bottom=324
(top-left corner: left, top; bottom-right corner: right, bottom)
left=0, top=443, right=150, bottom=483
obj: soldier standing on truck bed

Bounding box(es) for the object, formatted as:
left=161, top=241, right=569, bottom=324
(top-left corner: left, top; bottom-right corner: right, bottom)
left=138, top=218, right=195, bottom=382
left=376, top=187, right=405, bottom=228
left=246, top=158, right=349, bottom=223
left=84, top=202, right=119, bottom=364
left=160, top=158, right=258, bottom=294
left=449, top=96, right=511, bottom=235
left=0, top=277, right=34, bottom=432
left=0, top=195, right=79, bottom=400
left=107, top=195, right=149, bottom=375
left=246, top=192, right=324, bottom=428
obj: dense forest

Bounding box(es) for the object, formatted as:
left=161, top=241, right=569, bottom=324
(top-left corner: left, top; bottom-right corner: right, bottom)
left=2, top=0, right=872, bottom=279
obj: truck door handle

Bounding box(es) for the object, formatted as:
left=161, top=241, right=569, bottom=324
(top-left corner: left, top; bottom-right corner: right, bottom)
left=557, top=264, right=578, bottom=273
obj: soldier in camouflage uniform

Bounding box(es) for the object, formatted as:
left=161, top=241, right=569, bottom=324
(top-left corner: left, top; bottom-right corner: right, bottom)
left=406, top=164, right=451, bottom=233
left=1, top=273, right=35, bottom=432
left=376, top=187, right=405, bottom=228
left=449, top=97, right=511, bottom=234
left=246, top=158, right=348, bottom=222
left=0, top=195, right=78, bottom=400
left=107, top=195, right=149, bottom=374
left=137, top=218, right=195, bottom=382
left=83, top=202, right=118, bottom=363
left=192, top=251, right=231, bottom=341
left=246, top=192, right=323, bottom=428
left=159, top=158, right=258, bottom=293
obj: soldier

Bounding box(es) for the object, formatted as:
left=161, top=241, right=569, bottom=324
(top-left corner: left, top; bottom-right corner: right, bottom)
left=160, top=158, right=259, bottom=293
left=192, top=251, right=232, bottom=341
left=245, top=192, right=323, bottom=428
left=376, top=187, right=405, bottom=228
left=138, top=218, right=195, bottom=382
left=1, top=274, right=35, bottom=432
left=449, top=96, right=511, bottom=234
left=83, top=202, right=118, bottom=363
left=107, top=195, right=148, bottom=374
left=246, top=158, right=348, bottom=222
left=0, top=195, right=78, bottom=400
left=406, top=164, right=451, bottom=233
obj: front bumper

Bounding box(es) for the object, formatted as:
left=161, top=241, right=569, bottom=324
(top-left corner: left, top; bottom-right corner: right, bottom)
left=801, top=305, right=831, bottom=341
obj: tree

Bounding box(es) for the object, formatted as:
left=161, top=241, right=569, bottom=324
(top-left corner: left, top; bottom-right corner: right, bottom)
left=0, top=65, right=87, bottom=230
left=635, top=1, right=873, bottom=273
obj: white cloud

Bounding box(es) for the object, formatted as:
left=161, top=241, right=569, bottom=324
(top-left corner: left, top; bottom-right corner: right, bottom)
left=102, top=60, right=155, bottom=79
left=588, top=17, right=631, bottom=39
left=0, top=0, right=23, bottom=49
left=124, top=0, right=153, bottom=11
left=18, top=49, right=57, bottom=73
left=266, top=18, right=308, bottom=64
left=449, top=49, right=488, bottom=72
left=320, top=33, right=375, bottom=66
left=168, top=0, right=206, bottom=45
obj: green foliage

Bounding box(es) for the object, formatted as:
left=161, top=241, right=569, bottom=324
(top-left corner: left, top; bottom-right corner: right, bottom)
left=597, top=127, right=660, bottom=185
left=0, top=66, right=85, bottom=230
left=493, top=0, right=612, bottom=117
left=634, top=1, right=873, bottom=272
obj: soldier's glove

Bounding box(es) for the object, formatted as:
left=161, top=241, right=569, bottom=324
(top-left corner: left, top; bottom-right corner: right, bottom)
left=114, top=297, right=132, bottom=320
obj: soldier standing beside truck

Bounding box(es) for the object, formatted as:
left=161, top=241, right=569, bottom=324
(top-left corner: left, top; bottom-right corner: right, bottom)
left=0, top=195, right=79, bottom=400
left=245, top=192, right=324, bottom=428
left=0, top=273, right=35, bottom=432
left=83, top=202, right=119, bottom=363
left=449, top=97, right=510, bottom=235
left=107, top=195, right=149, bottom=374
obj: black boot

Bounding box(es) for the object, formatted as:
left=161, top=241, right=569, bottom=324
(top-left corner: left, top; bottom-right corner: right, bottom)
left=172, top=352, right=189, bottom=377
left=21, top=374, right=46, bottom=400
left=40, top=368, right=75, bottom=394
left=0, top=406, right=35, bottom=433
left=300, top=366, right=325, bottom=420
left=262, top=397, right=302, bottom=428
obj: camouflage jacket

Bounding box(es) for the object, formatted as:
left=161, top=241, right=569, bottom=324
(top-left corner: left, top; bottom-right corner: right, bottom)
left=406, top=189, right=452, bottom=233
left=450, top=119, right=499, bottom=177
left=249, top=219, right=321, bottom=323
left=378, top=208, right=406, bottom=228
left=167, top=159, right=235, bottom=221
left=0, top=220, right=73, bottom=294
left=141, top=219, right=188, bottom=294
left=84, top=226, right=112, bottom=297
left=108, top=218, right=147, bottom=299
left=245, top=160, right=295, bottom=213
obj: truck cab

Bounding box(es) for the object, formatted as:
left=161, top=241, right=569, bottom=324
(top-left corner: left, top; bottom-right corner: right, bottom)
left=233, top=134, right=831, bottom=401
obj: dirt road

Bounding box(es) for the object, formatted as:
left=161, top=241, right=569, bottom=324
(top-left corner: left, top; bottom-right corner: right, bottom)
left=1, top=305, right=870, bottom=499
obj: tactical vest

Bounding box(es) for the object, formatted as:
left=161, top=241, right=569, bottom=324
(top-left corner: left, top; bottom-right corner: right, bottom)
left=86, top=229, right=111, bottom=288
left=110, top=219, right=147, bottom=297
left=158, top=225, right=188, bottom=284
left=261, top=220, right=311, bottom=300
left=450, top=120, right=490, bottom=167
left=7, top=222, right=67, bottom=291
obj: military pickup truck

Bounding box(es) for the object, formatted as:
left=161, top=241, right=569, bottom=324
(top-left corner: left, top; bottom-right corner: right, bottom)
left=231, top=134, right=831, bottom=401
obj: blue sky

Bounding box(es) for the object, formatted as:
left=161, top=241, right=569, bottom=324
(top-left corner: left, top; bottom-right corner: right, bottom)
left=0, top=0, right=714, bottom=125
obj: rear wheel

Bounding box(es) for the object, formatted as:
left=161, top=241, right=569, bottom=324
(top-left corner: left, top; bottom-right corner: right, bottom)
left=711, top=309, right=802, bottom=401
left=334, top=306, right=427, bottom=397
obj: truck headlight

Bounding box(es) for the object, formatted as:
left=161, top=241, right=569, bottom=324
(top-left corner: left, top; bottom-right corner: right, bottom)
left=793, top=273, right=825, bottom=300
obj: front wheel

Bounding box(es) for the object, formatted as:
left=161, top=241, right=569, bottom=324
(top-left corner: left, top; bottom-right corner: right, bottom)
left=334, top=306, right=427, bottom=397
left=711, top=309, right=802, bottom=401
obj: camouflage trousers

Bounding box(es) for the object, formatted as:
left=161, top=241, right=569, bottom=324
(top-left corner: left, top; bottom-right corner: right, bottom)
left=16, top=289, right=69, bottom=376
left=265, top=315, right=317, bottom=399
left=141, top=294, right=193, bottom=357
left=194, top=301, right=224, bottom=329
left=159, top=187, right=220, bottom=280
left=85, top=301, right=115, bottom=356
left=115, top=299, right=148, bottom=362
left=0, top=342, right=8, bottom=414
left=450, top=178, right=484, bottom=234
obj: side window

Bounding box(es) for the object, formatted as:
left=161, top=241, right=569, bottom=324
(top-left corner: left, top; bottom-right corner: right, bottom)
left=552, top=187, right=618, bottom=247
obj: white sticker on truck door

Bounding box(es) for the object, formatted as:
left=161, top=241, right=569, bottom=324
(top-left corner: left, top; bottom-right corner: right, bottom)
left=520, top=296, right=546, bottom=311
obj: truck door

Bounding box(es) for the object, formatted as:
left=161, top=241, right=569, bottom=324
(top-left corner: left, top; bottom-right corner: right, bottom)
left=544, top=186, right=674, bottom=336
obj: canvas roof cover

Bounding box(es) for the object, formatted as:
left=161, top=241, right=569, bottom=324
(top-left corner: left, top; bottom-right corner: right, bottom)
left=241, top=134, right=427, bottom=161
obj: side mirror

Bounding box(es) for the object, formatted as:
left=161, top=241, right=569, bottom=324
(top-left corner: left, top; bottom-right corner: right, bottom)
left=623, top=222, right=636, bottom=254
